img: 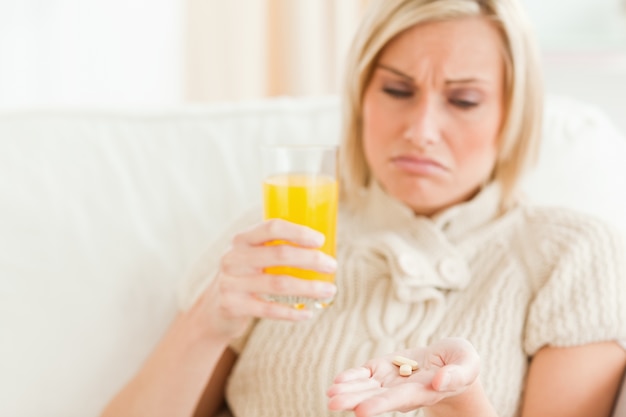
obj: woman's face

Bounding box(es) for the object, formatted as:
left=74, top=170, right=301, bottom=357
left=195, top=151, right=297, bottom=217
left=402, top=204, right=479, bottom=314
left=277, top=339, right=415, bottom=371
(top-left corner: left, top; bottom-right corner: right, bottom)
left=362, top=17, right=505, bottom=216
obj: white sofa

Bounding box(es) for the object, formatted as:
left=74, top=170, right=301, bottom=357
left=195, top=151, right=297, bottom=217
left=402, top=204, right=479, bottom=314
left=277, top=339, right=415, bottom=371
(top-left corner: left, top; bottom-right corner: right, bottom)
left=1, top=95, right=625, bottom=417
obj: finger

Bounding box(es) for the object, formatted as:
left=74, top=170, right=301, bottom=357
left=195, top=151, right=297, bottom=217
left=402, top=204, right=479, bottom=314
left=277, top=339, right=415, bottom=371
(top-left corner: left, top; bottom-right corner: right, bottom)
left=354, top=383, right=436, bottom=416
left=327, top=378, right=380, bottom=397
left=431, top=364, right=476, bottom=392
left=327, top=387, right=383, bottom=412
left=426, top=337, right=480, bottom=368
left=426, top=338, right=480, bottom=392
left=220, top=273, right=337, bottom=299
left=233, top=218, right=325, bottom=248
left=219, top=290, right=313, bottom=321
left=221, top=244, right=337, bottom=276
left=332, top=367, right=372, bottom=383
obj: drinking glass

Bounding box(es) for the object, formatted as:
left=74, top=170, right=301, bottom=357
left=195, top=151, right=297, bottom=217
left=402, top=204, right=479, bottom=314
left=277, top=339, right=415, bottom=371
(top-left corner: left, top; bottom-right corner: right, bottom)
left=261, top=145, right=338, bottom=310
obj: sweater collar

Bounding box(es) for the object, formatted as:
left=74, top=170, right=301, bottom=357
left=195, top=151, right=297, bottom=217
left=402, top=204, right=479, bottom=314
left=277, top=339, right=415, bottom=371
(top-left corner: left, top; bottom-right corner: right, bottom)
left=356, top=181, right=503, bottom=241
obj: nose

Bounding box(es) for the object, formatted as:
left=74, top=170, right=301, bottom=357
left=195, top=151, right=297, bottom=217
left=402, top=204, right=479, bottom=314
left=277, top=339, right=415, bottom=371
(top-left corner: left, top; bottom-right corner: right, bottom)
left=403, top=95, right=441, bottom=148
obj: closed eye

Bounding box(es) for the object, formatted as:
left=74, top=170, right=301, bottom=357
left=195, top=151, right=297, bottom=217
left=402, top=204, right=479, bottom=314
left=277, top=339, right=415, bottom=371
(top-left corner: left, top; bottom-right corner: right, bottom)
left=450, top=99, right=478, bottom=109
left=383, top=87, right=413, bottom=98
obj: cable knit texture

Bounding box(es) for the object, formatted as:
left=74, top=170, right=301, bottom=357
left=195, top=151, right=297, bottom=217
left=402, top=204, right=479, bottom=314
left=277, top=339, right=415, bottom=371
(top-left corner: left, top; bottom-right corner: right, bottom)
left=180, top=182, right=626, bottom=417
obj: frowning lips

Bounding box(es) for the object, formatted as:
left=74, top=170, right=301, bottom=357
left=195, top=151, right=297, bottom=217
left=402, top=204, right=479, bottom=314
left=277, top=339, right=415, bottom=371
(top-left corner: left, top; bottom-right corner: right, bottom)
left=390, top=154, right=449, bottom=176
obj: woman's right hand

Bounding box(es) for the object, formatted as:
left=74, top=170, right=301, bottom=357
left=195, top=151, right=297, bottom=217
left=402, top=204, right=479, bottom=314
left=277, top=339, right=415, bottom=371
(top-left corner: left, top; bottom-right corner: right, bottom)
left=200, top=218, right=338, bottom=340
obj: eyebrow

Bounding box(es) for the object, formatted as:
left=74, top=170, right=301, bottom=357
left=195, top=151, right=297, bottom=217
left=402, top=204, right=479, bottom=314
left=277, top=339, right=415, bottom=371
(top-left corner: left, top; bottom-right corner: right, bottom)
left=377, top=64, right=414, bottom=81
left=377, top=63, right=487, bottom=85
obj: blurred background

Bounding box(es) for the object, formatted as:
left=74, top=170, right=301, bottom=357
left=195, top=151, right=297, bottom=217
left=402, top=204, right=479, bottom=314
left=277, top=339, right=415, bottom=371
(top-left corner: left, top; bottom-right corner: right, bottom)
left=0, top=0, right=624, bottom=130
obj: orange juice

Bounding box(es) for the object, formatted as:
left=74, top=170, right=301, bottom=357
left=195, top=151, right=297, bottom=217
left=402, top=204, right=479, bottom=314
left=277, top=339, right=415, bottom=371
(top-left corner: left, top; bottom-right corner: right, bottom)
left=263, top=173, right=338, bottom=282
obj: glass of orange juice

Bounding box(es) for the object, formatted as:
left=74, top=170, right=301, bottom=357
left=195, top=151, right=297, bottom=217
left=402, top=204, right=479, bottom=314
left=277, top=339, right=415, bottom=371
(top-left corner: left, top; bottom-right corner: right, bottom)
left=261, top=144, right=339, bottom=310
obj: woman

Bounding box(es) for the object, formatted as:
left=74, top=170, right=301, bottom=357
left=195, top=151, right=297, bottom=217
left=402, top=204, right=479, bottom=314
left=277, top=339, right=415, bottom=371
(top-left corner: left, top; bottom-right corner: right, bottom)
left=101, top=0, right=626, bottom=416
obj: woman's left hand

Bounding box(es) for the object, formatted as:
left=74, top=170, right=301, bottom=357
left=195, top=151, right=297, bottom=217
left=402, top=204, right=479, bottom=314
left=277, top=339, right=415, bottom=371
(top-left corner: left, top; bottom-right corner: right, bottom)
left=326, top=337, right=481, bottom=417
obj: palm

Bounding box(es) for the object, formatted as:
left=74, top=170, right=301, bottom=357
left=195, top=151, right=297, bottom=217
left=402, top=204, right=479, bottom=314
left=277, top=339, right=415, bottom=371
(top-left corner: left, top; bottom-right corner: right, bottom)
left=327, top=338, right=480, bottom=417
left=361, top=351, right=447, bottom=408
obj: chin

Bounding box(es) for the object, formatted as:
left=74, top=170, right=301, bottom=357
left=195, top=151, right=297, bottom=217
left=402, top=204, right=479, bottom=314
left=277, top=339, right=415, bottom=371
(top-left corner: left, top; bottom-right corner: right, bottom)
left=384, top=175, right=478, bottom=216
left=404, top=197, right=449, bottom=217
left=385, top=181, right=446, bottom=215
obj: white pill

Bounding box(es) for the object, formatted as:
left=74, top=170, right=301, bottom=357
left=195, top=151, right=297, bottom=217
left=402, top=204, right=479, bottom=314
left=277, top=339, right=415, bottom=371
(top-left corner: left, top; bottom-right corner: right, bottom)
left=399, top=363, right=413, bottom=376
left=392, top=355, right=419, bottom=371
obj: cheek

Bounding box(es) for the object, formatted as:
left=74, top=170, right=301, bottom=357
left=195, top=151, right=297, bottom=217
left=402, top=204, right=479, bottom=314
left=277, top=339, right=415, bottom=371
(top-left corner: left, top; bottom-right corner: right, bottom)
left=362, top=92, right=405, bottom=159
left=362, top=96, right=387, bottom=165
left=452, top=122, right=499, bottom=173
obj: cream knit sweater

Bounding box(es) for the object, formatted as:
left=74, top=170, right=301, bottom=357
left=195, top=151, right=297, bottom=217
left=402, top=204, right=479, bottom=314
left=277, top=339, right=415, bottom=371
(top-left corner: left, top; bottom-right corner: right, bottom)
left=180, top=183, right=626, bottom=417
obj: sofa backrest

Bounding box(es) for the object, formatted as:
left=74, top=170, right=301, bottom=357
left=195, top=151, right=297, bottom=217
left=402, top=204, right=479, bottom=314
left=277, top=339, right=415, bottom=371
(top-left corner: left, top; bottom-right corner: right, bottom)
left=0, top=95, right=625, bottom=417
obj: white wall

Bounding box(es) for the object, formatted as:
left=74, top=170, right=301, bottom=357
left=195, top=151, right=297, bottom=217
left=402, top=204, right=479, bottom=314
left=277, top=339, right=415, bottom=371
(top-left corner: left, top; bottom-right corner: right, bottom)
left=0, top=0, right=183, bottom=108
left=521, top=0, right=626, bottom=48
left=521, top=0, right=626, bottom=134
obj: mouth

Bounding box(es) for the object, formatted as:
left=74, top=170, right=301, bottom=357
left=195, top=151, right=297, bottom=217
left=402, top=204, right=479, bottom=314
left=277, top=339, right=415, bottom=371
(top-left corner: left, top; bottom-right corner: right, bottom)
left=390, top=155, right=449, bottom=176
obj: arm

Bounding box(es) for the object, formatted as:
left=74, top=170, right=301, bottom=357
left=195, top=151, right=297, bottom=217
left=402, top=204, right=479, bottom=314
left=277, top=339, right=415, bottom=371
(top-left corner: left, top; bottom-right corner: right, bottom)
left=426, top=342, right=626, bottom=417
left=100, top=302, right=233, bottom=417
left=422, top=378, right=497, bottom=417
left=101, top=219, right=336, bottom=417
left=194, top=347, right=237, bottom=417
left=520, top=341, right=626, bottom=417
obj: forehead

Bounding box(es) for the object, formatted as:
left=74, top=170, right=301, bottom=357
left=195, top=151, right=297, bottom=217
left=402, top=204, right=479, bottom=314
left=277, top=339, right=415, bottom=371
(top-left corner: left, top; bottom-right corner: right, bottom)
left=377, top=17, right=505, bottom=79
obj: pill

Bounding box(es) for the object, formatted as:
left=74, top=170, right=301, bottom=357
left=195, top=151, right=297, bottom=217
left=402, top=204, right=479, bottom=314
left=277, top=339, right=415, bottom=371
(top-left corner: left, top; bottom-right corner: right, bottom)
left=392, top=355, right=419, bottom=371
left=399, top=363, right=413, bottom=376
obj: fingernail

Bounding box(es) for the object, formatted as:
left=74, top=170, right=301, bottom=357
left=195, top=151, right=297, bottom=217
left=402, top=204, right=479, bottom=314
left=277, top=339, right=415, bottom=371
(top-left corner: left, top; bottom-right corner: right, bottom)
left=322, top=256, right=337, bottom=273
left=317, top=283, right=337, bottom=297
left=310, top=232, right=325, bottom=247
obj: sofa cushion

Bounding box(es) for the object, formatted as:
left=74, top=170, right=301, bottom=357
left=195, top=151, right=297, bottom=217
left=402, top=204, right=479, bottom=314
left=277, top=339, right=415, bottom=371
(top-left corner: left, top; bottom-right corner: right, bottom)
left=0, top=95, right=624, bottom=417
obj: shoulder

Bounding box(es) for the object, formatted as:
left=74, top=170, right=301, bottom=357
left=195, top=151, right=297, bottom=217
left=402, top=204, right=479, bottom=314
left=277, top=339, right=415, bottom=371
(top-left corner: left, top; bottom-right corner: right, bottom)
left=517, top=204, right=624, bottom=249
left=520, top=205, right=626, bottom=354
left=512, top=203, right=625, bottom=289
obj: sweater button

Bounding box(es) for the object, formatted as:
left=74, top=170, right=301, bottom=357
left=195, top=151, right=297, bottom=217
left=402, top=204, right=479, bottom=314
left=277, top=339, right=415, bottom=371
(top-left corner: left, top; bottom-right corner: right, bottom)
left=398, top=254, right=421, bottom=275
left=438, top=258, right=461, bottom=281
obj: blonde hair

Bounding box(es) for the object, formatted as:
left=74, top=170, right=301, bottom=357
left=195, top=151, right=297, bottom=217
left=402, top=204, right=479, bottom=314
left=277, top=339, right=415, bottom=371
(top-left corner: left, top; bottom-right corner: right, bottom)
left=340, top=0, right=543, bottom=210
